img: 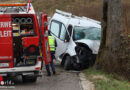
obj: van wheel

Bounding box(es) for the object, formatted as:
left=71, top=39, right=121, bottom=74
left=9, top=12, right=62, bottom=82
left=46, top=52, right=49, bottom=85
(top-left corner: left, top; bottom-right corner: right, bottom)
left=64, top=56, right=71, bottom=70
left=22, top=76, right=37, bottom=83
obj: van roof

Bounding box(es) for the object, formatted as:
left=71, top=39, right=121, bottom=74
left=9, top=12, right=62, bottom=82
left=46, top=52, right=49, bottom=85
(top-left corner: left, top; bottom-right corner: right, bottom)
left=51, top=9, right=101, bottom=28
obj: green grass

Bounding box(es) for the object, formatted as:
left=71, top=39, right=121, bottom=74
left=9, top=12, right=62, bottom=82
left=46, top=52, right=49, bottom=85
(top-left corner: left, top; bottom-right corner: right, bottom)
left=83, top=68, right=130, bottom=90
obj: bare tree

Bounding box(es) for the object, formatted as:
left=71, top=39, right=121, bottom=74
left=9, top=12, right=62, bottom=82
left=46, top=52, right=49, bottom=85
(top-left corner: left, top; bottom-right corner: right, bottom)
left=95, top=0, right=122, bottom=73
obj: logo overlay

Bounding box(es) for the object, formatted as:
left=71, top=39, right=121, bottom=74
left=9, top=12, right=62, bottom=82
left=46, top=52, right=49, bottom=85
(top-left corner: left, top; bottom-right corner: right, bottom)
left=0, top=76, right=15, bottom=89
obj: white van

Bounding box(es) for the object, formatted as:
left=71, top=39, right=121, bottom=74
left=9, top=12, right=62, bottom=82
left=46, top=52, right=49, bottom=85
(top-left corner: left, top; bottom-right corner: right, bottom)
left=49, top=10, right=101, bottom=70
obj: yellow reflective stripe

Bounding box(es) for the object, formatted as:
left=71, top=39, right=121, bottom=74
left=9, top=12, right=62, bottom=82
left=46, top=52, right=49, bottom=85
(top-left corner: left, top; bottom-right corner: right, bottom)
left=50, top=49, right=55, bottom=51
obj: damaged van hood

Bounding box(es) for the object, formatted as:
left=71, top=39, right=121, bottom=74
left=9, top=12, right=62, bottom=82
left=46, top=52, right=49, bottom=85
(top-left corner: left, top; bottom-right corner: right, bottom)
left=75, top=39, right=100, bottom=54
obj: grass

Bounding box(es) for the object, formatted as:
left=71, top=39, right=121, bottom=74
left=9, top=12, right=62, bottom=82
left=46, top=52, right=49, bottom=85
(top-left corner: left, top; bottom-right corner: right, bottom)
left=83, top=68, right=130, bottom=90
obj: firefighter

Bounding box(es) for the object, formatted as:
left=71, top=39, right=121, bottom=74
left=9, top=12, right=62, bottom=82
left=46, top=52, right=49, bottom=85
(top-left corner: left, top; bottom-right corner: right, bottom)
left=45, top=30, right=57, bottom=76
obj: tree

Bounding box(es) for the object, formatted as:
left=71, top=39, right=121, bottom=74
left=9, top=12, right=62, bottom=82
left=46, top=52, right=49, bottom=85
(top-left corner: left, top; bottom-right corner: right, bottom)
left=95, top=0, right=122, bottom=73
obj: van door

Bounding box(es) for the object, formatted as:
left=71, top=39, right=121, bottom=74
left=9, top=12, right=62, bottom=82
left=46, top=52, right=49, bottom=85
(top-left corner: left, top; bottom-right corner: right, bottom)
left=50, top=20, right=69, bottom=60
left=0, top=15, right=13, bottom=68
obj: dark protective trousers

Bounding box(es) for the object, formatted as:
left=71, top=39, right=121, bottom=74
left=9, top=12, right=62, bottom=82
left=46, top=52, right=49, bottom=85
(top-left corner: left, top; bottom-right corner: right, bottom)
left=45, top=52, right=55, bottom=75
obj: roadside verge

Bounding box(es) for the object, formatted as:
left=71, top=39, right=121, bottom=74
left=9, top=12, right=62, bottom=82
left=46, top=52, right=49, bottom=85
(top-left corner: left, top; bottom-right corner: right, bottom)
left=79, top=73, right=95, bottom=90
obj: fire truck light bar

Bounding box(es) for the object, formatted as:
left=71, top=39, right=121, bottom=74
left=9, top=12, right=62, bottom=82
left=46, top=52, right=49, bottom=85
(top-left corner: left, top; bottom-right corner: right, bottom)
left=0, top=3, right=27, bottom=7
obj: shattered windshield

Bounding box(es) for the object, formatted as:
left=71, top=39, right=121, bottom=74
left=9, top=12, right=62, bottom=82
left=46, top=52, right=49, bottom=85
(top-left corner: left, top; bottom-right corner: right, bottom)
left=73, top=26, right=101, bottom=40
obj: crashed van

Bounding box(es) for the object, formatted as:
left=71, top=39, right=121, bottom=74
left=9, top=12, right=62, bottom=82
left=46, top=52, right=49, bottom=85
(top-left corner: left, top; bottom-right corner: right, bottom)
left=49, top=10, right=101, bottom=70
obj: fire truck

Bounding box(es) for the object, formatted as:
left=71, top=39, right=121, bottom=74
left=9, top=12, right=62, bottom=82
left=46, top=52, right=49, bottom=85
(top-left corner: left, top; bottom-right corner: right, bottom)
left=0, top=2, right=51, bottom=82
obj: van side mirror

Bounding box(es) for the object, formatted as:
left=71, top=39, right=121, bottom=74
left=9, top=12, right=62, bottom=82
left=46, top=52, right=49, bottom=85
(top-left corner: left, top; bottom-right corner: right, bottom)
left=64, top=33, right=70, bottom=42
left=67, top=24, right=73, bottom=36
left=64, top=24, right=73, bottom=42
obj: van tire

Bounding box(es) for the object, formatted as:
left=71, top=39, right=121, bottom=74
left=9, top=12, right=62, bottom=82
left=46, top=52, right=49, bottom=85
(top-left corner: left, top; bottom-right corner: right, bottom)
left=77, top=46, right=91, bottom=69
left=64, top=56, right=71, bottom=70
left=22, top=76, right=37, bottom=83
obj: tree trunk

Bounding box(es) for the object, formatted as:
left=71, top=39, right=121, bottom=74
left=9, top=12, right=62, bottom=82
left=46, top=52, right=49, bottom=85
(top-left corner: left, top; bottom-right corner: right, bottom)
left=95, top=0, right=122, bottom=73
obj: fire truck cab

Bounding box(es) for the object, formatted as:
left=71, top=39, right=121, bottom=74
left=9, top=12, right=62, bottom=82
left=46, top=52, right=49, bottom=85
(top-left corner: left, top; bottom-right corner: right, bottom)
left=0, top=3, right=51, bottom=82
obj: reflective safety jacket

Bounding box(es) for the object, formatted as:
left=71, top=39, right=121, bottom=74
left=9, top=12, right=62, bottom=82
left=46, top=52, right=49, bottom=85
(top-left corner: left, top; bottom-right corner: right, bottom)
left=48, top=35, right=55, bottom=51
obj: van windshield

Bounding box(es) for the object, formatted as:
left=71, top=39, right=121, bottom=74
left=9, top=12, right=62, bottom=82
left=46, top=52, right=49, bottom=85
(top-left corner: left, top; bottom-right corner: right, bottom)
left=73, top=26, right=101, bottom=40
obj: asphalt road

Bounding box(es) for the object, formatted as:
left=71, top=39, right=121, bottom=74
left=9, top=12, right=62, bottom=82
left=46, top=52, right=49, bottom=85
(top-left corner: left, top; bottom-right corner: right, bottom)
left=2, top=61, right=82, bottom=90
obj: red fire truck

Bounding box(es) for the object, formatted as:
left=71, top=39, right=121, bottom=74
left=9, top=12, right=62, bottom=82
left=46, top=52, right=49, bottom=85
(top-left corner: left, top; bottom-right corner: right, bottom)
left=0, top=2, right=51, bottom=82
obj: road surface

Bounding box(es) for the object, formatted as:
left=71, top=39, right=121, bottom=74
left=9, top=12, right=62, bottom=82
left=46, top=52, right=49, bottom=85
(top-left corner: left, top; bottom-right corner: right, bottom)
left=2, top=61, right=82, bottom=90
